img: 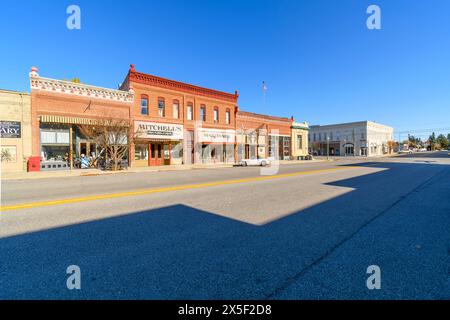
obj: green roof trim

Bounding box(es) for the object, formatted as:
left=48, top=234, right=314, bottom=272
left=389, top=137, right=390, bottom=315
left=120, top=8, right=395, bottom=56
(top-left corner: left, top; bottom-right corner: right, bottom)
left=292, top=125, right=309, bottom=130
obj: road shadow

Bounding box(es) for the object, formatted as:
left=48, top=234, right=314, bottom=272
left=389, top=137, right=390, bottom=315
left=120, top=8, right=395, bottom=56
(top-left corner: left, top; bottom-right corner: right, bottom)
left=1, top=161, right=449, bottom=300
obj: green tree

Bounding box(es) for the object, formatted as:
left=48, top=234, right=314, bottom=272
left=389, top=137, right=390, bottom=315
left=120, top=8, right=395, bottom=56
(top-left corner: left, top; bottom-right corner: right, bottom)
left=436, top=134, right=449, bottom=150
left=428, top=132, right=437, bottom=150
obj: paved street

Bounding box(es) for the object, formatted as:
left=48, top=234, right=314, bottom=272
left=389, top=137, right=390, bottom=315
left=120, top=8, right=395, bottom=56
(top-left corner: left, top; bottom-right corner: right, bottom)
left=1, top=152, right=449, bottom=299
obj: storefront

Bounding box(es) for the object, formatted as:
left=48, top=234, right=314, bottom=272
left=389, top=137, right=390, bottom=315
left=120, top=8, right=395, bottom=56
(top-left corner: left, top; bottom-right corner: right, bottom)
left=195, top=128, right=236, bottom=164
left=134, top=121, right=184, bottom=166
left=0, top=89, right=32, bottom=173
left=30, top=67, right=134, bottom=171
left=236, top=128, right=267, bottom=161
left=269, top=134, right=291, bottom=160
left=291, top=122, right=309, bottom=160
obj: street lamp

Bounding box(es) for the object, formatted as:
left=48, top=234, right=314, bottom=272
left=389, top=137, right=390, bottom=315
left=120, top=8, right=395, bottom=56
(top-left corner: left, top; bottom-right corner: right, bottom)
left=327, top=135, right=330, bottom=160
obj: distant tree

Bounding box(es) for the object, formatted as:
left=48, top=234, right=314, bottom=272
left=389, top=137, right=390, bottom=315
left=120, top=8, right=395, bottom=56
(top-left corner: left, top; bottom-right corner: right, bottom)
left=387, top=140, right=397, bottom=154
left=428, top=132, right=437, bottom=150
left=436, top=134, right=449, bottom=150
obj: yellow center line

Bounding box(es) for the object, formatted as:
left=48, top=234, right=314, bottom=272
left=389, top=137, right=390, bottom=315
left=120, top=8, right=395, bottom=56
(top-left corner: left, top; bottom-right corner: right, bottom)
left=1, top=166, right=361, bottom=212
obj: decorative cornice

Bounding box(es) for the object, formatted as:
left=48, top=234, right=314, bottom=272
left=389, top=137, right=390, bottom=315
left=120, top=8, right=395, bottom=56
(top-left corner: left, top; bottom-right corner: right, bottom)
left=29, top=68, right=134, bottom=103
left=128, top=66, right=238, bottom=103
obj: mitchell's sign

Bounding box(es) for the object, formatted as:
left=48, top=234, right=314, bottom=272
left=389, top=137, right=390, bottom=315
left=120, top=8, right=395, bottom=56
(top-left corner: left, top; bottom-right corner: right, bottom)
left=135, top=121, right=183, bottom=140
left=0, top=121, right=21, bottom=138
left=197, top=128, right=235, bottom=143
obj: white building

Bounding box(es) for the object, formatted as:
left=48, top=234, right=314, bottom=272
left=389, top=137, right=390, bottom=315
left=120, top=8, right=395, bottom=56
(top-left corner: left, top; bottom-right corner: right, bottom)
left=309, top=121, right=393, bottom=157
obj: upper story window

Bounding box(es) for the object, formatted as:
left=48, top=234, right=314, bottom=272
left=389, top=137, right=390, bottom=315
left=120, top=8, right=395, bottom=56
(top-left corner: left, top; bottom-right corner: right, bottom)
left=158, top=98, right=165, bottom=117
left=213, top=107, right=219, bottom=123
left=225, top=109, right=231, bottom=125
left=187, top=103, right=193, bottom=121
left=200, top=105, right=206, bottom=122
left=313, top=133, right=316, bottom=142
left=173, top=100, right=180, bottom=119
left=140, top=96, right=149, bottom=115
left=297, top=135, right=303, bottom=150
left=329, top=132, right=333, bottom=140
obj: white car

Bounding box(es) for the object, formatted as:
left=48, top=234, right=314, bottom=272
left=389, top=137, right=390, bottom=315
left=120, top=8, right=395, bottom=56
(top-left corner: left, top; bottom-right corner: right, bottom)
left=240, top=158, right=270, bottom=167
left=399, top=149, right=413, bottom=154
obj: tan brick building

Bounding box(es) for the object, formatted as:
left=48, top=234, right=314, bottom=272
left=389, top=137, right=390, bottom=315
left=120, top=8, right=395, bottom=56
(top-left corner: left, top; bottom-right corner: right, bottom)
left=0, top=89, right=32, bottom=172
left=291, top=121, right=309, bottom=159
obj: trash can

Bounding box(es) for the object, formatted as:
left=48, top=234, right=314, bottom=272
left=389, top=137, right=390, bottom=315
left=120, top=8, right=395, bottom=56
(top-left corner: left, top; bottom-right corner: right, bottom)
left=27, top=156, right=41, bottom=172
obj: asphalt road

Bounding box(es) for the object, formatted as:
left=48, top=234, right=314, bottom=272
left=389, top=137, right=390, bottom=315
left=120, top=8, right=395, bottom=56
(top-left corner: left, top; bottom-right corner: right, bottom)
left=1, top=152, right=449, bottom=299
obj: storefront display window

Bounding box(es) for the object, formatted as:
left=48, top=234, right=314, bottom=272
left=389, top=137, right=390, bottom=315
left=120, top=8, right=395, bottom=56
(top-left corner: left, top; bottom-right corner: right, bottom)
left=135, top=144, right=149, bottom=160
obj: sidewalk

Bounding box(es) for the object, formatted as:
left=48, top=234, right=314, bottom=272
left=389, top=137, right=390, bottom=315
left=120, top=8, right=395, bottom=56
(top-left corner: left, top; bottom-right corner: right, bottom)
left=1, top=159, right=327, bottom=181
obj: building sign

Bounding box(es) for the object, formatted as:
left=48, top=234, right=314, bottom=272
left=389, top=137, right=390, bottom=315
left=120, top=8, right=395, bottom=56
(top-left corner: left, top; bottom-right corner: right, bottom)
left=0, top=121, right=21, bottom=138
left=197, top=128, right=235, bottom=144
left=135, top=121, right=183, bottom=140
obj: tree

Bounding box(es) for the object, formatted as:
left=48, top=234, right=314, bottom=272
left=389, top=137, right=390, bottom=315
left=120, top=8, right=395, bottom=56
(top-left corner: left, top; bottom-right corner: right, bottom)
left=436, top=134, right=449, bottom=150
left=428, top=132, right=437, bottom=151
left=79, top=119, right=131, bottom=171
left=387, top=140, right=397, bottom=154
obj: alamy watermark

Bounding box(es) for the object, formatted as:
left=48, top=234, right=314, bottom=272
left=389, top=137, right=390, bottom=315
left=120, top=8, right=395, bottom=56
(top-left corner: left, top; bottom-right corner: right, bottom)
left=66, top=265, right=81, bottom=290
left=367, top=5, right=381, bottom=30
left=366, top=265, right=381, bottom=290
left=66, top=5, right=81, bottom=30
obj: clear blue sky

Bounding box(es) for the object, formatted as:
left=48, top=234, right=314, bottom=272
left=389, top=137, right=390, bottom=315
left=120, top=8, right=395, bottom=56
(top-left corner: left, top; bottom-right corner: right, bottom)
left=1, top=0, right=450, bottom=137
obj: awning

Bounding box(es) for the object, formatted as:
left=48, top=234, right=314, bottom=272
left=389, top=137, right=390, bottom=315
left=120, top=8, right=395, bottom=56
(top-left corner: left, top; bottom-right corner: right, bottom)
left=40, top=115, right=128, bottom=127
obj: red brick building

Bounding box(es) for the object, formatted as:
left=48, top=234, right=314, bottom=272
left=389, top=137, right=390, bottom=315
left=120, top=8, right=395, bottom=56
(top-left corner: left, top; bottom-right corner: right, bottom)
left=28, top=65, right=300, bottom=171
left=29, top=67, right=134, bottom=170
left=236, top=110, right=293, bottom=161
left=120, top=64, right=239, bottom=166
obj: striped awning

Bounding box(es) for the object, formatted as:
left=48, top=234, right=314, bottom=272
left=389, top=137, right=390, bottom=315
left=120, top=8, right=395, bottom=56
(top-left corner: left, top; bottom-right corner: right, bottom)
left=40, top=115, right=128, bottom=127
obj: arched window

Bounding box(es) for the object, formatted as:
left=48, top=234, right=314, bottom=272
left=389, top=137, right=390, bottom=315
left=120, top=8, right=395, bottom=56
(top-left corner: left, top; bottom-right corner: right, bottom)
left=173, top=99, right=180, bottom=119
left=187, top=102, right=193, bottom=120
left=213, top=107, right=219, bottom=123
left=158, top=97, right=165, bottom=117
left=200, top=105, right=206, bottom=122
left=140, top=95, right=148, bottom=115
left=225, top=108, right=231, bottom=125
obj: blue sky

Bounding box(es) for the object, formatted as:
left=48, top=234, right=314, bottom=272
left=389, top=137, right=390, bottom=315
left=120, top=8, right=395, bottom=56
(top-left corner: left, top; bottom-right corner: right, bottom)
left=1, top=0, right=450, bottom=137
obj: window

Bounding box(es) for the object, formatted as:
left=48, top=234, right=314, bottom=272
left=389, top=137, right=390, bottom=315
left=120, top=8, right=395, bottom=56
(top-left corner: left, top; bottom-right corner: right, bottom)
left=141, top=96, right=148, bottom=115
left=226, top=109, right=230, bottom=124
left=329, top=132, right=333, bottom=141
left=200, top=105, right=206, bottom=122
left=214, top=107, right=219, bottom=123
left=158, top=98, right=165, bottom=117
left=135, top=144, right=149, bottom=160
left=187, top=103, right=193, bottom=120
left=297, top=135, right=303, bottom=150
left=313, top=133, right=316, bottom=142
left=173, top=100, right=180, bottom=119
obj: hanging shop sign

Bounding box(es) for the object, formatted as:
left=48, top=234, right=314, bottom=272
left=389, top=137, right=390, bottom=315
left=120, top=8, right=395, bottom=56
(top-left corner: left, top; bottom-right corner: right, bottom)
left=197, top=128, right=235, bottom=144
left=0, top=121, right=21, bottom=138
left=135, top=121, right=183, bottom=140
